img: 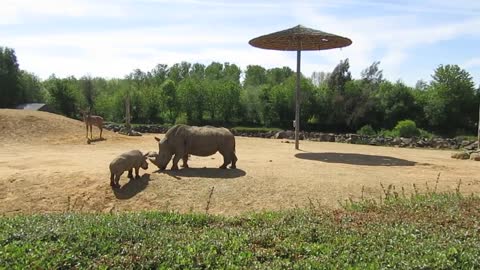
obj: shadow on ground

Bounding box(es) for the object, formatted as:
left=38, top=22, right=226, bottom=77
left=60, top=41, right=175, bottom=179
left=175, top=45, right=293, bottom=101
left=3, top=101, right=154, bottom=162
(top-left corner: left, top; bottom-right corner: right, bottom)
left=113, top=173, right=150, bottom=199
left=295, top=152, right=416, bottom=166
left=87, top=137, right=107, bottom=144
left=162, top=168, right=246, bottom=179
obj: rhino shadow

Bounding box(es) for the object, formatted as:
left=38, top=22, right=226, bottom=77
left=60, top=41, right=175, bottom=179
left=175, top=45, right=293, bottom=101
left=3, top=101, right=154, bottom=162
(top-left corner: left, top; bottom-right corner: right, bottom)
left=295, top=152, right=416, bottom=167
left=163, top=168, right=246, bottom=179
left=113, top=173, right=150, bottom=199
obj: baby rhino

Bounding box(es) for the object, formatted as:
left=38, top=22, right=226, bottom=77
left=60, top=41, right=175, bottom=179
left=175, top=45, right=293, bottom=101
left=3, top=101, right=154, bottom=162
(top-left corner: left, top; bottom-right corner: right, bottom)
left=109, top=150, right=149, bottom=188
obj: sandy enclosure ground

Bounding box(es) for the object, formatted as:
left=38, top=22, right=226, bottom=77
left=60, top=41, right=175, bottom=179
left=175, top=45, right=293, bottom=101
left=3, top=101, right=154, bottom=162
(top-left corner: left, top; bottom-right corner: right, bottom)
left=1, top=109, right=480, bottom=216
left=2, top=133, right=480, bottom=216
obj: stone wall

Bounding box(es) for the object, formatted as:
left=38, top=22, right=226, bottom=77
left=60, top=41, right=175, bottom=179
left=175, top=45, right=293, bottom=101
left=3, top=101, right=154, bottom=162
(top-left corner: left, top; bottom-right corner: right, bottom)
left=103, top=123, right=478, bottom=150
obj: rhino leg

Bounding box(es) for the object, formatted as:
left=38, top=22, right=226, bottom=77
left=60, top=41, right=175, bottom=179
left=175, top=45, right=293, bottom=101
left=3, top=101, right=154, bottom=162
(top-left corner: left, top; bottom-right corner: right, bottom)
left=127, top=169, right=133, bottom=178
left=134, top=167, right=140, bottom=178
left=110, top=173, right=115, bottom=187
left=113, top=173, right=121, bottom=188
left=231, top=153, right=237, bottom=169
left=171, top=153, right=182, bottom=170
left=181, top=154, right=189, bottom=168
left=219, top=152, right=230, bottom=169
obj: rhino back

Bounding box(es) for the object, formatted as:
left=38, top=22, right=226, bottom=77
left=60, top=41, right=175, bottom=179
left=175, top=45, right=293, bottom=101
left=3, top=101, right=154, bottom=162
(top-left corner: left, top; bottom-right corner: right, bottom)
left=109, top=150, right=144, bottom=172
left=185, top=126, right=235, bottom=156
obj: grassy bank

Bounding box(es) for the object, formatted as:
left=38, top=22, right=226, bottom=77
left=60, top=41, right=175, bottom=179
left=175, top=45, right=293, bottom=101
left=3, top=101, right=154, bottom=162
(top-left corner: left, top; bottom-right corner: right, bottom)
left=1, top=192, right=480, bottom=269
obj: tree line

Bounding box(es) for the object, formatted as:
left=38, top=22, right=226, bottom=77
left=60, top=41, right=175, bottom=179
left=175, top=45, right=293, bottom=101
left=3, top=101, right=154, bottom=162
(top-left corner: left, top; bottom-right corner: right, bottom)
left=1, top=46, right=479, bottom=136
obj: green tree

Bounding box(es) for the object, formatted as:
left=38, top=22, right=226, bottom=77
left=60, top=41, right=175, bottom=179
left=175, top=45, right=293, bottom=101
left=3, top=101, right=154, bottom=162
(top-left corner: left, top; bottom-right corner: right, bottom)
left=361, top=61, right=383, bottom=85
left=376, top=81, right=419, bottom=129
left=328, top=58, right=351, bottom=94
left=343, top=80, right=379, bottom=130
left=244, top=65, right=267, bottom=87
left=189, top=63, right=205, bottom=80
left=79, top=76, right=96, bottom=110
left=161, top=79, right=178, bottom=123
left=18, top=71, right=44, bottom=103
left=151, top=64, right=168, bottom=85
left=45, top=76, right=78, bottom=117
left=0, top=47, right=21, bottom=107
left=325, top=59, right=352, bottom=130
left=266, top=67, right=293, bottom=85
left=178, top=78, right=205, bottom=124
left=424, top=65, right=476, bottom=133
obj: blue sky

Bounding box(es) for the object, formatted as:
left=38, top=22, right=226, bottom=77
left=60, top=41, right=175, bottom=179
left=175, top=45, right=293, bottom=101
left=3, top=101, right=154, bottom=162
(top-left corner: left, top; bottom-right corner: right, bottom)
left=1, top=0, right=479, bottom=86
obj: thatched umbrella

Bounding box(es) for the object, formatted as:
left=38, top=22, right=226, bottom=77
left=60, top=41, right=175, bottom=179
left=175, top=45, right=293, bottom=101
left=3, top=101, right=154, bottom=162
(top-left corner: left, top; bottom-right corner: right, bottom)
left=249, top=25, right=352, bottom=149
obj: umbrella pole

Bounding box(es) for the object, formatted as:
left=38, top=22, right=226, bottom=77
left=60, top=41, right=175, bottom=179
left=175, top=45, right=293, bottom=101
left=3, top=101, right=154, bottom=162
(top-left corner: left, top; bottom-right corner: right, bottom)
left=295, top=50, right=301, bottom=150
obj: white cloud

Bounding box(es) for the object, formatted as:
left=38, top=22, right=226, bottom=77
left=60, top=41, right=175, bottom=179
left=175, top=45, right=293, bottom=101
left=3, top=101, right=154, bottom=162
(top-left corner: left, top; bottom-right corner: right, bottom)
left=463, top=58, right=480, bottom=69
left=290, top=0, right=480, bottom=84
left=2, top=0, right=480, bottom=85
left=1, top=0, right=126, bottom=24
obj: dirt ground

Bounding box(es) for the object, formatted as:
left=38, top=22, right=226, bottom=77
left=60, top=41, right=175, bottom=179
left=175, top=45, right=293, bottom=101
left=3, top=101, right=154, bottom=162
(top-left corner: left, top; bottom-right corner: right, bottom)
left=1, top=109, right=479, bottom=216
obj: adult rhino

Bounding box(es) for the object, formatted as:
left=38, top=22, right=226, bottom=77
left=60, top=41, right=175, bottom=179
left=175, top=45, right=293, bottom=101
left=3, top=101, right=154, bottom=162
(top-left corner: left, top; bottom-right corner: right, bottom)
left=150, top=124, right=237, bottom=170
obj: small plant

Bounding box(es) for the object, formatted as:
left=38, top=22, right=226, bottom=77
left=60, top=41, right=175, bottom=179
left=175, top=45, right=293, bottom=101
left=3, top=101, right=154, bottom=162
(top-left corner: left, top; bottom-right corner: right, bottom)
left=307, top=115, right=319, bottom=125
left=175, top=113, right=189, bottom=125
left=378, top=129, right=395, bottom=138
left=392, top=119, right=420, bottom=138
left=419, top=128, right=434, bottom=139
left=356, top=125, right=376, bottom=136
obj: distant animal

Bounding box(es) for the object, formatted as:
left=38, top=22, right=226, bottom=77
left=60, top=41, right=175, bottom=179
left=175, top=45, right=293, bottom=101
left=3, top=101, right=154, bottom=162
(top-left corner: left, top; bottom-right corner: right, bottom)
left=150, top=124, right=237, bottom=170
left=109, top=150, right=149, bottom=188
left=81, top=110, right=104, bottom=139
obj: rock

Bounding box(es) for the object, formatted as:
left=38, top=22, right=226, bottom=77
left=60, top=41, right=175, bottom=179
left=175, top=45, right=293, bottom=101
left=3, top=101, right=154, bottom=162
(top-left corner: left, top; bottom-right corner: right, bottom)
left=464, top=141, right=478, bottom=151
left=130, top=130, right=142, bottom=136
left=391, top=138, right=402, bottom=146
left=461, top=140, right=473, bottom=148
left=274, top=130, right=287, bottom=139
left=346, top=134, right=360, bottom=144
left=470, top=153, right=480, bottom=161
left=119, top=127, right=142, bottom=136
left=451, top=152, right=470, bottom=160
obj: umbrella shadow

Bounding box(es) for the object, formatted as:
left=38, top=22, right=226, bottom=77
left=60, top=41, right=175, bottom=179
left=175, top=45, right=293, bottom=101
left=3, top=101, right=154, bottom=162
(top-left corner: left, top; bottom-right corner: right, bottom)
left=113, top=173, right=150, bottom=199
left=295, top=152, right=416, bottom=166
left=163, top=168, right=246, bottom=179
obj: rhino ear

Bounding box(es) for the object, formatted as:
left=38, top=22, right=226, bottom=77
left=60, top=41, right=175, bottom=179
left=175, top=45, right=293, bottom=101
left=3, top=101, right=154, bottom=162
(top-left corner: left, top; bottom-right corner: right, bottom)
left=154, top=137, right=160, bottom=142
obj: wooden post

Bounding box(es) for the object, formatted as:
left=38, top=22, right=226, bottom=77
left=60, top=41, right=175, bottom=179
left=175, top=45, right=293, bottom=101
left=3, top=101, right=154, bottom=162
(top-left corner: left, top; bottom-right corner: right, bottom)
left=295, top=50, right=301, bottom=150
left=478, top=102, right=480, bottom=150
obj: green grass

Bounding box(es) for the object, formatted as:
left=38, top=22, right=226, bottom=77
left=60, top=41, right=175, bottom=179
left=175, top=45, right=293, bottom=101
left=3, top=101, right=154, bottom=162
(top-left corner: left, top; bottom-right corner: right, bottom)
left=2, top=191, right=480, bottom=269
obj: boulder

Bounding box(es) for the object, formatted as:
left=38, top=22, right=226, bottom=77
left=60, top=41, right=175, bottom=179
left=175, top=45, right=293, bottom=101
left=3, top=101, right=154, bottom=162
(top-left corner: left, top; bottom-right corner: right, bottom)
left=470, top=153, right=480, bottom=161
left=451, top=152, right=470, bottom=160
left=464, top=141, right=478, bottom=151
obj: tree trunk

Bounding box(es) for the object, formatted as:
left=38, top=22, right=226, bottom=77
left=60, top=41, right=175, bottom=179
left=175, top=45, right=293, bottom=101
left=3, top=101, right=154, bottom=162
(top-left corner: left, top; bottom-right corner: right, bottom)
left=125, top=94, right=131, bottom=130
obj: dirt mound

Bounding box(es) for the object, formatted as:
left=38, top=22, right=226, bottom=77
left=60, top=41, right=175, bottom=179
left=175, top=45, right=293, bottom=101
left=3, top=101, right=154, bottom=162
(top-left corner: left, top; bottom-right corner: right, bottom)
left=0, top=109, right=126, bottom=145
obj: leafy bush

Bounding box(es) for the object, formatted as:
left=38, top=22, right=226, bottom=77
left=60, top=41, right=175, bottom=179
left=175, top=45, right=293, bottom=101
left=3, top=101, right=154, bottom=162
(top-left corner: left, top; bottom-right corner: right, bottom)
left=175, top=113, right=189, bottom=125
left=356, top=125, right=376, bottom=136
left=392, top=119, right=420, bottom=138
left=378, top=129, right=396, bottom=138
left=419, top=128, right=434, bottom=139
